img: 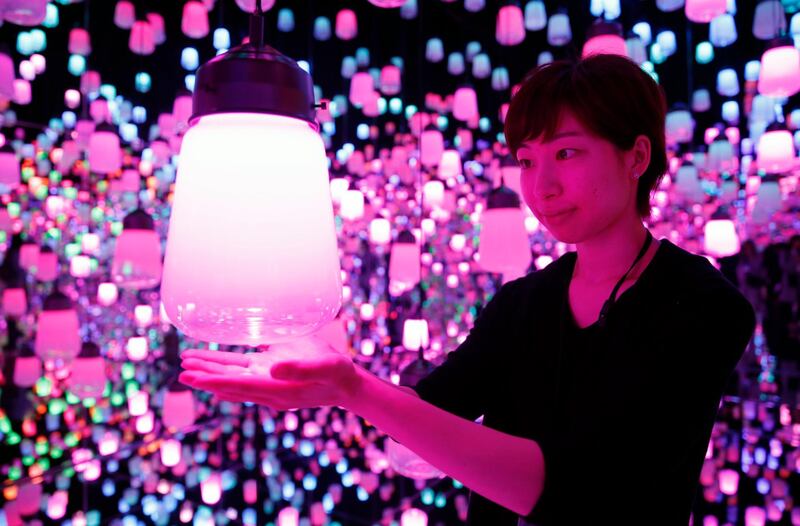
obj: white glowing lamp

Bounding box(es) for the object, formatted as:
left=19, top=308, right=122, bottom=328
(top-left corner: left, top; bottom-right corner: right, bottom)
left=160, top=438, right=182, bottom=467
left=0, top=143, right=20, bottom=193
left=277, top=506, right=300, bottom=526
left=401, top=507, right=429, bottom=526
left=757, top=124, right=795, bottom=174
left=162, top=382, right=196, bottom=429
left=685, top=0, right=726, bottom=23
left=758, top=37, right=800, bottom=98
left=161, top=27, right=342, bottom=346
left=388, top=230, right=421, bottom=292
left=66, top=342, right=106, bottom=400
left=34, top=291, right=81, bottom=364
left=703, top=208, right=740, bottom=258
left=582, top=20, right=627, bottom=58
left=112, top=209, right=162, bottom=289
left=718, top=468, right=739, bottom=495
left=402, top=318, right=429, bottom=351
left=478, top=186, right=530, bottom=275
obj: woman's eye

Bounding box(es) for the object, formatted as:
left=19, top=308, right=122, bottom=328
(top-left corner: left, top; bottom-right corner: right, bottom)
left=517, top=159, right=532, bottom=168
left=556, top=148, right=577, bottom=160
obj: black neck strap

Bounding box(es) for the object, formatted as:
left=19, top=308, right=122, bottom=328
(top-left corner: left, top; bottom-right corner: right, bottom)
left=597, top=229, right=653, bottom=328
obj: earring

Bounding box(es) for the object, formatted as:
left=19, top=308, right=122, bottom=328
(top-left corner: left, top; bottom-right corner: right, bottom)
left=632, top=171, right=640, bottom=180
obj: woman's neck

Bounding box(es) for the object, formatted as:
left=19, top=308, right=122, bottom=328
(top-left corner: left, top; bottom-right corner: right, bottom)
left=572, top=217, right=658, bottom=286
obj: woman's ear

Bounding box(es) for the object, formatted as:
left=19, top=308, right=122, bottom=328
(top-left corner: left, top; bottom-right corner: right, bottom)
left=630, top=135, right=651, bottom=178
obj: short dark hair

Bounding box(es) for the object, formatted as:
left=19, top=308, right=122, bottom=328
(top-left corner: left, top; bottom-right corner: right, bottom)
left=504, top=54, right=668, bottom=219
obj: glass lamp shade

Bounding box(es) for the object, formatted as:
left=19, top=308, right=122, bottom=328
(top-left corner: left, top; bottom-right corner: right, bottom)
left=111, top=210, right=162, bottom=289
left=13, top=349, right=41, bottom=388
left=19, top=243, right=39, bottom=270
left=385, top=437, right=443, bottom=480
left=161, top=113, right=342, bottom=346
left=380, top=65, right=401, bottom=95
left=753, top=0, right=786, bottom=40
left=0, top=143, right=20, bottom=193
left=3, top=0, right=48, bottom=26
left=277, top=506, right=300, bottom=526
left=758, top=39, right=800, bottom=98
left=200, top=473, right=222, bottom=505
left=335, top=9, right=358, bottom=40
left=182, top=1, right=209, bottom=39
left=582, top=21, right=627, bottom=58
left=496, top=4, right=525, bottom=46
left=88, top=124, right=122, bottom=174
left=402, top=318, right=429, bottom=351
left=369, top=217, right=391, bottom=245
left=0, top=52, right=14, bottom=99
left=68, top=28, right=92, bottom=56
left=757, top=125, right=795, bottom=173
left=718, top=468, right=739, bottom=495
left=478, top=187, right=530, bottom=274
left=717, top=68, right=740, bottom=96
left=752, top=181, right=782, bottom=223
left=148, top=12, right=166, bottom=44
left=34, top=291, right=81, bottom=364
left=420, top=125, right=444, bottom=167
left=547, top=11, right=572, bottom=46
left=524, top=1, right=547, bottom=31
left=66, top=342, right=106, bottom=400
left=665, top=108, right=695, bottom=145
left=2, top=287, right=27, bottom=317
left=368, top=0, right=407, bottom=6
left=704, top=218, right=740, bottom=258
left=35, top=247, right=58, bottom=282
left=400, top=508, right=429, bottom=526
left=709, top=13, right=737, bottom=47
left=16, top=482, right=42, bottom=517
left=452, top=86, right=478, bottom=122
left=114, top=0, right=135, bottom=28
left=389, top=231, right=421, bottom=291
left=129, top=20, right=156, bottom=55
left=439, top=149, right=462, bottom=178
left=160, top=438, right=182, bottom=467
left=162, top=382, right=196, bottom=430
left=685, top=0, right=726, bottom=23
left=349, top=71, right=374, bottom=106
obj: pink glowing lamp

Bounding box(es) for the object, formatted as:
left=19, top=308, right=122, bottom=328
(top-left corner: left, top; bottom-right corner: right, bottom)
left=161, top=10, right=341, bottom=346
left=112, top=209, right=162, bottom=289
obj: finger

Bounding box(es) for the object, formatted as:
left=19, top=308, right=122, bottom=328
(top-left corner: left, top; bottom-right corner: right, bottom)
left=180, top=349, right=252, bottom=366
left=179, top=370, right=206, bottom=386
left=181, top=358, right=249, bottom=375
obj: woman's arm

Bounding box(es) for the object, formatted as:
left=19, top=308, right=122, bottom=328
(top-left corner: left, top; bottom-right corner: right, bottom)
left=343, top=364, right=545, bottom=518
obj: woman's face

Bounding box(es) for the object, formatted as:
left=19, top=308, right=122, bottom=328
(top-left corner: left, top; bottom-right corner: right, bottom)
left=515, top=110, right=638, bottom=245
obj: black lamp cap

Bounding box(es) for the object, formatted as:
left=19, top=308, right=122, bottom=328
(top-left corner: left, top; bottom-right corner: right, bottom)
left=79, top=341, right=101, bottom=358
left=395, top=230, right=416, bottom=244
left=168, top=378, right=191, bottom=392
left=487, top=185, right=521, bottom=209
left=0, top=142, right=14, bottom=154
left=710, top=205, right=732, bottom=220
left=765, top=121, right=789, bottom=133
left=586, top=19, right=623, bottom=39
left=398, top=356, right=436, bottom=387
left=18, top=345, right=35, bottom=358
left=123, top=209, right=155, bottom=231
left=766, top=35, right=795, bottom=50
left=43, top=290, right=73, bottom=311
left=40, top=245, right=54, bottom=254
left=95, top=122, right=117, bottom=134
left=423, top=123, right=439, bottom=132
left=191, top=43, right=317, bottom=126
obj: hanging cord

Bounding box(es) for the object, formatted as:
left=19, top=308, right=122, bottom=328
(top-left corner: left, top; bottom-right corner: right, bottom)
left=249, top=0, right=264, bottom=50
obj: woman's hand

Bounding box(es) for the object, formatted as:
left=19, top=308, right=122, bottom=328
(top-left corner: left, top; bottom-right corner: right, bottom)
left=178, top=336, right=362, bottom=410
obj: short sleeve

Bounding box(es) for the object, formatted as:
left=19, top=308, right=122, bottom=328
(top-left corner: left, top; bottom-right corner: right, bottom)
left=411, top=281, right=516, bottom=421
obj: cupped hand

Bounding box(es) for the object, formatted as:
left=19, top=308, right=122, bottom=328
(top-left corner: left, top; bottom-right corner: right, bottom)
left=179, top=336, right=361, bottom=410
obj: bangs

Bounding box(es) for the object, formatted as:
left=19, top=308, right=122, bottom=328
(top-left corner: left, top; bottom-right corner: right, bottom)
left=504, top=63, right=579, bottom=159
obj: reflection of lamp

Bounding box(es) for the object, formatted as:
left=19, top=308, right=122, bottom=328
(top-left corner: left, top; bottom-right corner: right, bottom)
left=34, top=290, right=81, bottom=365
left=162, top=381, right=196, bottom=430
left=13, top=346, right=40, bottom=388
left=757, top=122, right=795, bottom=174
left=66, top=342, right=106, bottom=400
left=704, top=207, right=740, bottom=258
left=112, top=209, right=162, bottom=289
left=582, top=19, right=627, bottom=58
left=478, top=186, right=530, bottom=275
left=161, top=4, right=341, bottom=346
left=758, top=37, right=800, bottom=98
left=0, top=143, right=20, bottom=193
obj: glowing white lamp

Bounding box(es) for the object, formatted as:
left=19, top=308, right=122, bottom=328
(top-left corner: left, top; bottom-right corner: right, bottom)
left=161, top=15, right=342, bottom=346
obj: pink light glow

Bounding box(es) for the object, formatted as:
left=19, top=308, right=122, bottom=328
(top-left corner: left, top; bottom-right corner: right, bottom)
left=97, top=282, right=118, bottom=306
left=2, top=287, right=27, bottom=317
left=182, top=1, right=210, bottom=39
left=135, top=410, right=155, bottom=434
left=200, top=473, right=222, bottom=505
left=452, top=86, right=478, bottom=122
left=160, top=438, right=182, bottom=467
left=35, top=249, right=58, bottom=282
left=126, top=336, right=148, bottom=362
left=161, top=113, right=342, bottom=346
left=88, top=128, right=122, bottom=174
left=114, top=0, right=135, bottom=29
left=496, top=4, right=525, bottom=46
left=685, top=0, right=727, bottom=23
left=401, top=507, right=429, bottom=526
left=67, top=356, right=106, bottom=399
left=757, top=128, right=795, bottom=174
left=13, top=355, right=40, bottom=388
left=478, top=208, right=531, bottom=274
left=335, top=9, right=358, bottom=40
left=128, top=390, right=149, bottom=417
left=277, top=506, right=300, bottom=526
left=719, top=468, right=739, bottom=495
left=111, top=229, right=162, bottom=289
left=704, top=218, right=740, bottom=258
left=758, top=44, right=800, bottom=98
left=582, top=33, right=628, bottom=58
left=162, top=388, right=195, bottom=429
left=243, top=479, right=258, bottom=504
left=35, top=309, right=81, bottom=363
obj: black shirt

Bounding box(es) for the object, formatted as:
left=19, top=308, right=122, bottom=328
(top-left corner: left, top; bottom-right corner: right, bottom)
left=411, top=238, right=757, bottom=525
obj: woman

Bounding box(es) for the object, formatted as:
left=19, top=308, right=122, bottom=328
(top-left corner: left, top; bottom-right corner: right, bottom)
left=179, top=55, right=756, bottom=525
